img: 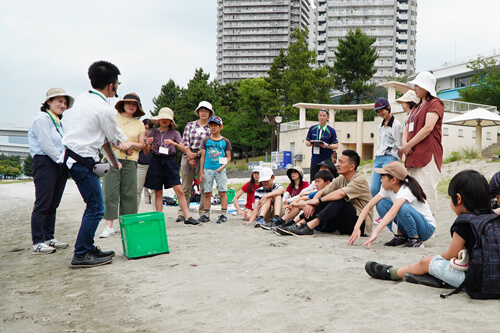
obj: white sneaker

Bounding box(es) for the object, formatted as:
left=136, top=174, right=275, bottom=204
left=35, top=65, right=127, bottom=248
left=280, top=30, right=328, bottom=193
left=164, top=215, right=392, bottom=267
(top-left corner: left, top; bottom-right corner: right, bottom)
left=99, top=227, right=115, bottom=238
left=32, top=242, right=56, bottom=255
left=45, top=239, right=69, bottom=249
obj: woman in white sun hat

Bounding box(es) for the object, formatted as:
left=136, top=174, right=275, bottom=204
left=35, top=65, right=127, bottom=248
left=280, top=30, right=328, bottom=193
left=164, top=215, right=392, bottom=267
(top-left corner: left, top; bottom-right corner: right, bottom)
left=29, top=88, right=74, bottom=254
left=402, top=71, right=444, bottom=215
left=396, top=89, right=420, bottom=134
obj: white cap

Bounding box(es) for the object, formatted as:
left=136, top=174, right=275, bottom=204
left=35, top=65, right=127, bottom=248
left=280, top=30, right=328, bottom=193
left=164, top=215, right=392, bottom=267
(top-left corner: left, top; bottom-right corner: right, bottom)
left=259, top=167, right=273, bottom=182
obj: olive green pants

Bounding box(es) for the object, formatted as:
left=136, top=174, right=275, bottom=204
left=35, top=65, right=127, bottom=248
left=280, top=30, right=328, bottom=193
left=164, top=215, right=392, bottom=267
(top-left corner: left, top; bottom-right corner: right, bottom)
left=103, top=159, right=138, bottom=220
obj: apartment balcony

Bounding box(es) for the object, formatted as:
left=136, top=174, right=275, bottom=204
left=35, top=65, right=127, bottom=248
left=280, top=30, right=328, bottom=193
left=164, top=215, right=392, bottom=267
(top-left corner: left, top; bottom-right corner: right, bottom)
left=396, top=23, right=409, bottom=30
left=396, top=43, right=408, bottom=50
left=317, top=34, right=326, bottom=42
left=396, top=53, right=408, bottom=60
left=396, top=32, right=408, bottom=40
left=397, top=13, right=409, bottom=20
left=397, top=3, right=409, bottom=10
left=395, top=63, right=408, bottom=71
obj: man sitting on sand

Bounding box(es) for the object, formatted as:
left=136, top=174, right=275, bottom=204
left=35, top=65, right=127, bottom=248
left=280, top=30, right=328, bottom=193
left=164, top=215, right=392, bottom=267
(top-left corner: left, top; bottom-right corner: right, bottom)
left=277, top=149, right=372, bottom=237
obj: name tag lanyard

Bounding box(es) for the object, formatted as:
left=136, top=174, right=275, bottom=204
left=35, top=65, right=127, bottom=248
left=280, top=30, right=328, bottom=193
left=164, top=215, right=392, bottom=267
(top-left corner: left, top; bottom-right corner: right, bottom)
left=408, top=104, right=424, bottom=133
left=47, top=111, right=64, bottom=138
left=316, top=124, right=330, bottom=141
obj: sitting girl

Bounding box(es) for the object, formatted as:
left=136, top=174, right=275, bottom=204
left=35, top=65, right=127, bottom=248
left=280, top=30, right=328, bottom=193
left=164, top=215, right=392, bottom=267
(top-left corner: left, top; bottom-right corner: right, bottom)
left=233, top=167, right=260, bottom=221
left=283, top=166, right=309, bottom=210
left=362, top=170, right=491, bottom=289
left=348, top=161, right=435, bottom=248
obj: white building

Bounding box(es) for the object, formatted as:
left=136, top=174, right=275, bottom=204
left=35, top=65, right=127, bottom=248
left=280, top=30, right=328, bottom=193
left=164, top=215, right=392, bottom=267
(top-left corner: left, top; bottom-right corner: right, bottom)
left=315, top=0, right=417, bottom=82
left=216, top=0, right=312, bottom=84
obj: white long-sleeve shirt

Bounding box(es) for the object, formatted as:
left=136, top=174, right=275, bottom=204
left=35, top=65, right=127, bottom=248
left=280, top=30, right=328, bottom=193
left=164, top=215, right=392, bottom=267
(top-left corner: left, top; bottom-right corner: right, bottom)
left=62, top=90, right=127, bottom=164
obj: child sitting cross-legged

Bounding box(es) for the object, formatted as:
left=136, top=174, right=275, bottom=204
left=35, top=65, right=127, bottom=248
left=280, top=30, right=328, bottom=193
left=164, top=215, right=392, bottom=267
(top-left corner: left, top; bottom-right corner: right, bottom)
left=246, top=167, right=284, bottom=227
left=271, top=170, right=333, bottom=232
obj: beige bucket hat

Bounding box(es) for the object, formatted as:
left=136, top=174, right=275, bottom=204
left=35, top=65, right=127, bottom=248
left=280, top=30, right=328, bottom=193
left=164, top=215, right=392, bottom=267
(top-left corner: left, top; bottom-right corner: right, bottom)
left=151, top=107, right=177, bottom=127
left=44, top=87, right=74, bottom=109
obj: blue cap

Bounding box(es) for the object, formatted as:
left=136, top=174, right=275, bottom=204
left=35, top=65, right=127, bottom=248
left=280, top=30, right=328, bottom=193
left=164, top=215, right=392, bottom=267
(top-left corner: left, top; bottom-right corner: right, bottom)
left=208, top=116, right=223, bottom=125
left=374, top=98, right=390, bottom=111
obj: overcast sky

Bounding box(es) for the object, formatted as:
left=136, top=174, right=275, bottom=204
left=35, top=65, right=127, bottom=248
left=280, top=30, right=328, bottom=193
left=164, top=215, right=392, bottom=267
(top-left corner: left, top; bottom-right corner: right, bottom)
left=1, top=0, right=499, bottom=128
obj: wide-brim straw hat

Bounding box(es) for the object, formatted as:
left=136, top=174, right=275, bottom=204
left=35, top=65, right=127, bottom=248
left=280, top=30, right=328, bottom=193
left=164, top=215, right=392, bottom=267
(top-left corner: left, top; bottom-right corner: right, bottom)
left=44, top=87, right=74, bottom=109
left=396, top=90, right=421, bottom=105
left=407, top=71, right=437, bottom=98
left=195, top=101, right=214, bottom=117
left=115, top=93, right=145, bottom=118
left=151, top=107, right=177, bottom=127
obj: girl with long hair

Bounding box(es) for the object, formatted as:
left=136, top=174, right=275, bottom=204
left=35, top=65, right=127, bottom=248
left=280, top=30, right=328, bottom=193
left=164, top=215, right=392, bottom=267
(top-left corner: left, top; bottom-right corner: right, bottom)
left=348, top=161, right=435, bottom=248
left=233, top=168, right=261, bottom=221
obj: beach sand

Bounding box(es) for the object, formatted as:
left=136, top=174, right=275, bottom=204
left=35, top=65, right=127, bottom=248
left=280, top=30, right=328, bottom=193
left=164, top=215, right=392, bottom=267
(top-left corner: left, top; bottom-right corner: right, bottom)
left=1, top=160, right=499, bottom=332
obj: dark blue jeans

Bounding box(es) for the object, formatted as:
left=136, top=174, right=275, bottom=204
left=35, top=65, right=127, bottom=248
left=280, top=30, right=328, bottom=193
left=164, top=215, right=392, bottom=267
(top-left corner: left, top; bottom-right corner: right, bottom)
left=70, top=160, right=105, bottom=257
left=31, top=155, right=67, bottom=244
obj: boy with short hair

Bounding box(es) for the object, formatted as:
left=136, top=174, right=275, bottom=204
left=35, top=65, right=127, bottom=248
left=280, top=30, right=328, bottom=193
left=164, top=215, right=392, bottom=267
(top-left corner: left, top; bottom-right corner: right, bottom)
left=247, top=167, right=285, bottom=227
left=274, top=170, right=333, bottom=232
left=199, top=116, right=232, bottom=224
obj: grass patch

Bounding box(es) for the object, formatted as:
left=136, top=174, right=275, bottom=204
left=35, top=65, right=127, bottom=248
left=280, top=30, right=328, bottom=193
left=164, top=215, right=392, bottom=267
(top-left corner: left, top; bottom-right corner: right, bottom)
left=359, top=159, right=373, bottom=168
left=437, top=178, right=451, bottom=195
left=226, top=156, right=267, bottom=172
left=443, top=146, right=481, bottom=164
left=0, top=180, right=33, bottom=185
left=493, top=148, right=500, bottom=156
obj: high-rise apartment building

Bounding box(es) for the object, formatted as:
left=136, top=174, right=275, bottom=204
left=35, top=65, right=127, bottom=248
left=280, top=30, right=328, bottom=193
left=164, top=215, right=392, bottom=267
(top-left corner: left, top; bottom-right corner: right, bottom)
left=216, top=0, right=312, bottom=84
left=315, top=0, right=417, bottom=82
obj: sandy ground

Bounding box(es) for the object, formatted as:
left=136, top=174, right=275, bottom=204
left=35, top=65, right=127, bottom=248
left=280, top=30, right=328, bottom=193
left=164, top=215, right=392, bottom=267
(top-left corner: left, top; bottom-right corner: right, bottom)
left=1, top=160, right=499, bottom=332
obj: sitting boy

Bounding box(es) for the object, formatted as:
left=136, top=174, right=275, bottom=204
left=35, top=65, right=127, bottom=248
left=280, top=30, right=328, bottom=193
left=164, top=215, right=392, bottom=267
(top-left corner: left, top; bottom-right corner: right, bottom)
left=246, top=167, right=284, bottom=227
left=270, top=170, right=333, bottom=231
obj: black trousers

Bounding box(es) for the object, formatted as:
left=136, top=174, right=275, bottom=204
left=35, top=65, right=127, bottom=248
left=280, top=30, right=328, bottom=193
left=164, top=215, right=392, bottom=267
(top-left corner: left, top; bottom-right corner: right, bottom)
left=31, top=155, right=67, bottom=244
left=309, top=199, right=364, bottom=235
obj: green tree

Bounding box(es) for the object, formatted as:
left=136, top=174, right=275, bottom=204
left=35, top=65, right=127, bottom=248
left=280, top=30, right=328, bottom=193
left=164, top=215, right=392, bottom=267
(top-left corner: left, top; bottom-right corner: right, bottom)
left=334, top=28, right=378, bottom=104
left=459, top=57, right=500, bottom=109
left=151, top=79, right=183, bottom=117
left=236, top=78, right=273, bottom=159
left=23, top=155, right=34, bottom=177
left=266, top=28, right=335, bottom=121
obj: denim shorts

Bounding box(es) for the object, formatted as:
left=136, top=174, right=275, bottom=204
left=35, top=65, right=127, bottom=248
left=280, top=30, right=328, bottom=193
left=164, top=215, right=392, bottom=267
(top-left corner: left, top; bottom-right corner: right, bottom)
left=204, top=168, right=227, bottom=193
left=428, top=255, right=465, bottom=288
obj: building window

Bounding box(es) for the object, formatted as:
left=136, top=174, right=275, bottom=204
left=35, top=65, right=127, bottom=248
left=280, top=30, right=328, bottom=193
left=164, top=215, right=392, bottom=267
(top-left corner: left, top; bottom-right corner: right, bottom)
left=487, top=132, right=492, bottom=140
left=455, top=75, right=473, bottom=88
left=472, top=130, right=476, bottom=139
left=458, top=129, right=463, bottom=137
left=443, top=127, right=449, bottom=136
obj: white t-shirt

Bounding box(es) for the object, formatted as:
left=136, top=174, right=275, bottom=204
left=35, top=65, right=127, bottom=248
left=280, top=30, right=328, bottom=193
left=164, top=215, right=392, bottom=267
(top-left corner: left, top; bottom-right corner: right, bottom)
left=378, top=185, right=435, bottom=227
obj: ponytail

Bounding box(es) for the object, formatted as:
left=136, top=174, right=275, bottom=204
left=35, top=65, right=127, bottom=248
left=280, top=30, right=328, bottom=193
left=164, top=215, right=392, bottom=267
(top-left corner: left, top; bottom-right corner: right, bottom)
left=404, top=175, right=426, bottom=203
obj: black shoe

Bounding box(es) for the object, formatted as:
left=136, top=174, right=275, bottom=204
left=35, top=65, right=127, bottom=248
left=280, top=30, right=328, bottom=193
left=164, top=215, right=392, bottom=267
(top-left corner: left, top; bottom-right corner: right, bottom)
left=184, top=217, right=202, bottom=226
left=176, top=215, right=186, bottom=223
left=274, top=221, right=300, bottom=235
left=384, top=235, right=408, bottom=247
left=71, top=252, right=113, bottom=268
left=198, top=214, right=210, bottom=223
left=89, top=246, right=115, bottom=258
left=216, top=215, right=228, bottom=223
left=364, top=261, right=393, bottom=280
left=289, top=223, right=314, bottom=237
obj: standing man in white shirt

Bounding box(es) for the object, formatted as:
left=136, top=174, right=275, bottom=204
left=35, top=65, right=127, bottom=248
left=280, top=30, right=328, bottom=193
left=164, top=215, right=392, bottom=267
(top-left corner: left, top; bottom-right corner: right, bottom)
left=63, top=60, right=132, bottom=268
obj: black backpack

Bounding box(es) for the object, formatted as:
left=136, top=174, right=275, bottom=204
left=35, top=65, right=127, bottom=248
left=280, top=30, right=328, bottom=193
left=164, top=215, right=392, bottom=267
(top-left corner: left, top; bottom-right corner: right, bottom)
left=442, top=211, right=500, bottom=299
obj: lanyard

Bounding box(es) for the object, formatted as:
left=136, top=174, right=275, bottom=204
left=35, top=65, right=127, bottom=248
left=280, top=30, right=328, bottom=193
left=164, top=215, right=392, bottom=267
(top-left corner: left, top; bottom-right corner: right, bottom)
left=409, top=104, right=424, bottom=126
left=47, top=111, right=64, bottom=138
left=316, top=124, right=330, bottom=140
left=89, top=90, right=106, bottom=102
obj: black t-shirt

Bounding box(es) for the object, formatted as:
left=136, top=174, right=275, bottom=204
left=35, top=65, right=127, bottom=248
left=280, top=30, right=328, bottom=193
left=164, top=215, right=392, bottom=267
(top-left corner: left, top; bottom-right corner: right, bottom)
left=451, top=218, right=476, bottom=258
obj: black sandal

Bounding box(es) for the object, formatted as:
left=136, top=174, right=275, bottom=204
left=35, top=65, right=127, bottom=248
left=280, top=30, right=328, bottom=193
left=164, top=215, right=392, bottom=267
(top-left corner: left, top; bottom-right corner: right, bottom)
left=365, top=261, right=393, bottom=280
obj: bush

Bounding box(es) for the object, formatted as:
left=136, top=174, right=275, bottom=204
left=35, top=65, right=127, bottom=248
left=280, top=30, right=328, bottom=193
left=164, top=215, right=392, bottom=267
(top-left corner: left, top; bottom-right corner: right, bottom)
left=443, top=151, right=462, bottom=164
left=461, top=146, right=480, bottom=159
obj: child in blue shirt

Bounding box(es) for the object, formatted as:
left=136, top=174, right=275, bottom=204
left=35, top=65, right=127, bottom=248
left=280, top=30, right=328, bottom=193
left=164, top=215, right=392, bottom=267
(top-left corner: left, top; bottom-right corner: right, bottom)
left=199, top=116, right=232, bottom=223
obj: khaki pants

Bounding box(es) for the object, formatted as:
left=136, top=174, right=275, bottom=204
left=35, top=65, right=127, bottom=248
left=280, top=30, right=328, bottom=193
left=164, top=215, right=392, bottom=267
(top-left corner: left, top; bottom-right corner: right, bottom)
left=103, top=159, right=138, bottom=220
left=407, top=155, right=440, bottom=215
left=179, top=155, right=204, bottom=216
left=136, top=164, right=155, bottom=210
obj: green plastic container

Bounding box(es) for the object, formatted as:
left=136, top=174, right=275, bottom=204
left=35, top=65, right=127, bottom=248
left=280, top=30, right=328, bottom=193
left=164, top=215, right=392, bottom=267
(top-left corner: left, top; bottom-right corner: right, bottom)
left=119, top=211, right=169, bottom=259
left=225, top=188, right=235, bottom=203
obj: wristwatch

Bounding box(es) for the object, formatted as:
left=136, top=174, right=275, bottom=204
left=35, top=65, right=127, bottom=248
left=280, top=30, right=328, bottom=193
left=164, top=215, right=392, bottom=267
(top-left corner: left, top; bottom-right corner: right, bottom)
left=197, top=152, right=201, bottom=158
